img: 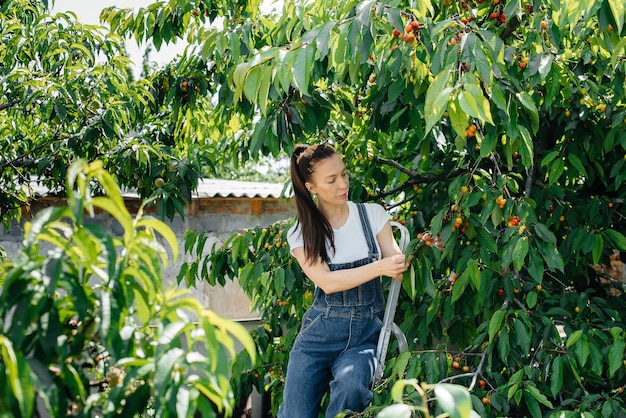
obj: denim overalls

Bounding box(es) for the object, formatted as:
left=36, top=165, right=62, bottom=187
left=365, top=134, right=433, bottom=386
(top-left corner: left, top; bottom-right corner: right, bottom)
left=278, top=204, right=384, bottom=418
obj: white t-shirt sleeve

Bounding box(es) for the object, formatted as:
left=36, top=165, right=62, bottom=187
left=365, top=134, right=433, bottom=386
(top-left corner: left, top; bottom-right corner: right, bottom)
left=287, top=222, right=305, bottom=258
left=365, top=203, right=391, bottom=235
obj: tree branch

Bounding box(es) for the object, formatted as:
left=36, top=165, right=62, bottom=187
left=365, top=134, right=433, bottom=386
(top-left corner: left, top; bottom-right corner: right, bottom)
left=4, top=158, right=38, bottom=169
left=499, top=15, right=521, bottom=40
left=0, top=99, right=20, bottom=112
left=373, top=156, right=470, bottom=200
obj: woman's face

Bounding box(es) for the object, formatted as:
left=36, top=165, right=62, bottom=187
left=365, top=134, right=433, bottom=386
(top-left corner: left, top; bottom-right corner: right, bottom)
left=306, top=153, right=349, bottom=206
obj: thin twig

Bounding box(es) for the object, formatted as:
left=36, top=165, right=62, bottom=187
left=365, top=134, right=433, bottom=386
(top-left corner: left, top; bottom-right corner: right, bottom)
left=468, top=350, right=488, bottom=391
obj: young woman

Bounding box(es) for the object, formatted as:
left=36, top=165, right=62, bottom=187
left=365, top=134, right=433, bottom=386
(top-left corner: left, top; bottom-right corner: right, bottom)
left=278, top=143, right=411, bottom=418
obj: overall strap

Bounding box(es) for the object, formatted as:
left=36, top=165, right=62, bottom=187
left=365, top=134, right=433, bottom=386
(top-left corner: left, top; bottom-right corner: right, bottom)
left=356, top=203, right=379, bottom=260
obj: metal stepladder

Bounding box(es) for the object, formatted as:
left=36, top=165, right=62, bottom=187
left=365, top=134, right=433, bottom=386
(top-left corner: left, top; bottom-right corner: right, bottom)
left=373, top=221, right=410, bottom=384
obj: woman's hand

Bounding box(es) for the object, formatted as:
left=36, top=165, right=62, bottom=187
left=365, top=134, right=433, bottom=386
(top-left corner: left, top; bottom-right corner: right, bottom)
left=380, top=254, right=412, bottom=282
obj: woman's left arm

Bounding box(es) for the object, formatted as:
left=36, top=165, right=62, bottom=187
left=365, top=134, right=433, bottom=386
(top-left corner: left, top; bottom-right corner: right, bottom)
left=377, top=221, right=412, bottom=282
left=377, top=221, right=407, bottom=265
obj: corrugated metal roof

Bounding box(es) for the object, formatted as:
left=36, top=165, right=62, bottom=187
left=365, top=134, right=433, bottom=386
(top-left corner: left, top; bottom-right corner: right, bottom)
left=195, top=179, right=291, bottom=199
left=28, top=178, right=292, bottom=199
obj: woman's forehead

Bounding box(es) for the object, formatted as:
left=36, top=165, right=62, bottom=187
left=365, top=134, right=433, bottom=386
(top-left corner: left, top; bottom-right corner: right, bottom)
left=312, top=154, right=345, bottom=177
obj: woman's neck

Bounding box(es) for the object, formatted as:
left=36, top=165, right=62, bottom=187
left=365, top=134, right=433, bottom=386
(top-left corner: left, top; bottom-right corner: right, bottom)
left=319, top=202, right=350, bottom=229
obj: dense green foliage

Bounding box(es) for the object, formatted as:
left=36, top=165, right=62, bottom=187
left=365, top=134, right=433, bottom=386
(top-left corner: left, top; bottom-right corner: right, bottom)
left=0, top=160, right=255, bottom=416
left=2, top=0, right=626, bottom=416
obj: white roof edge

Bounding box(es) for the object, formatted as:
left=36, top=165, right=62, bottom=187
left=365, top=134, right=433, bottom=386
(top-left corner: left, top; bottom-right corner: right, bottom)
left=28, top=178, right=292, bottom=200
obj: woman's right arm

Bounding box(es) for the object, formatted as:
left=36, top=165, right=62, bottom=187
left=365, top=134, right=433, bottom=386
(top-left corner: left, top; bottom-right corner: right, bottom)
left=292, top=246, right=410, bottom=294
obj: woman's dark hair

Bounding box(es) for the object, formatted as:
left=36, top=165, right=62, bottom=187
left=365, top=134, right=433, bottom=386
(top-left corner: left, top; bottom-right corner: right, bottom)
left=290, top=143, right=338, bottom=263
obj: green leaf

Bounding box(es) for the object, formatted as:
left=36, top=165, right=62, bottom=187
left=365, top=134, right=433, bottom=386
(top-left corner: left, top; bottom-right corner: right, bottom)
left=154, top=347, right=186, bottom=393
left=525, top=291, right=538, bottom=309
left=608, top=338, right=625, bottom=378
left=525, top=384, right=553, bottom=408
left=476, top=227, right=498, bottom=253
left=549, top=357, right=563, bottom=398
left=387, top=78, right=405, bottom=105
left=537, top=242, right=564, bottom=272
left=0, top=336, right=34, bottom=417
left=533, top=223, right=556, bottom=245
left=243, top=65, right=261, bottom=103
left=523, top=390, right=541, bottom=417
left=498, top=324, right=510, bottom=363
left=393, top=351, right=411, bottom=378
left=377, top=403, right=412, bottom=418
left=434, top=383, right=473, bottom=418
left=610, top=37, right=626, bottom=68
left=592, top=234, right=604, bottom=265
left=205, top=311, right=256, bottom=363
left=608, top=0, right=624, bottom=33
left=390, top=379, right=418, bottom=403
left=513, top=236, right=529, bottom=271
left=273, top=267, right=285, bottom=294
left=547, top=156, right=565, bottom=186
left=516, top=92, right=539, bottom=133
left=424, top=70, right=452, bottom=134
left=489, top=309, right=505, bottom=343
left=522, top=390, right=541, bottom=418
left=292, top=45, right=312, bottom=95
left=513, top=319, right=530, bottom=352
left=588, top=341, right=604, bottom=376
left=92, top=196, right=133, bottom=243
left=257, top=68, right=272, bottom=116
left=528, top=53, right=552, bottom=82
left=574, top=333, right=590, bottom=367
left=458, top=81, right=494, bottom=125
left=467, top=259, right=481, bottom=290
left=527, top=249, right=544, bottom=282
left=566, top=329, right=583, bottom=348
left=448, top=98, right=470, bottom=140
left=135, top=217, right=179, bottom=262
left=314, top=22, right=335, bottom=59
left=426, top=292, right=442, bottom=325
left=604, top=229, right=626, bottom=251
left=540, top=150, right=560, bottom=167
left=568, top=153, right=587, bottom=177
left=451, top=267, right=470, bottom=302
left=274, top=49, right=293, bottom=94
left=232, top=62, right=250, bottom=102
left=518, top=125, right=534, bottom=168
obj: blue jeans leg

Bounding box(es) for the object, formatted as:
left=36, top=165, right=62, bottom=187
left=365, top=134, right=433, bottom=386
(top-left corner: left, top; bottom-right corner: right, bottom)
left=278, top=309, right=332, bottom=418
left=325, top=345, right=376, bottom=418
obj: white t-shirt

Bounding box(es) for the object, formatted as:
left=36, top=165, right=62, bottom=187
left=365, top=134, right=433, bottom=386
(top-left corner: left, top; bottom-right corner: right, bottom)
left=287, top=201, right=390, bottom=264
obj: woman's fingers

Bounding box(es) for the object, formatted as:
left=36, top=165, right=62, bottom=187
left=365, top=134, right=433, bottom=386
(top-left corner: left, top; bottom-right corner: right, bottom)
left=386, top=254, right=411, bottom=277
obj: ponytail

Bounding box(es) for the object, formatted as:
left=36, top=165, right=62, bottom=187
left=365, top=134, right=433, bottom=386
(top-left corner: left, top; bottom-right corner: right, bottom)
left=290, top=143, right=338, bottom=263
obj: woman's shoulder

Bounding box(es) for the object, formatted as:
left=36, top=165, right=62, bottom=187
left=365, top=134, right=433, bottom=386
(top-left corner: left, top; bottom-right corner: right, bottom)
left=356, top=201, right=388, bottom=216
left=351, top=201, right=389, bottom=229
left=287, top=220, right=301, bottom=236
left=349, top=200, right=384, bottom=209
